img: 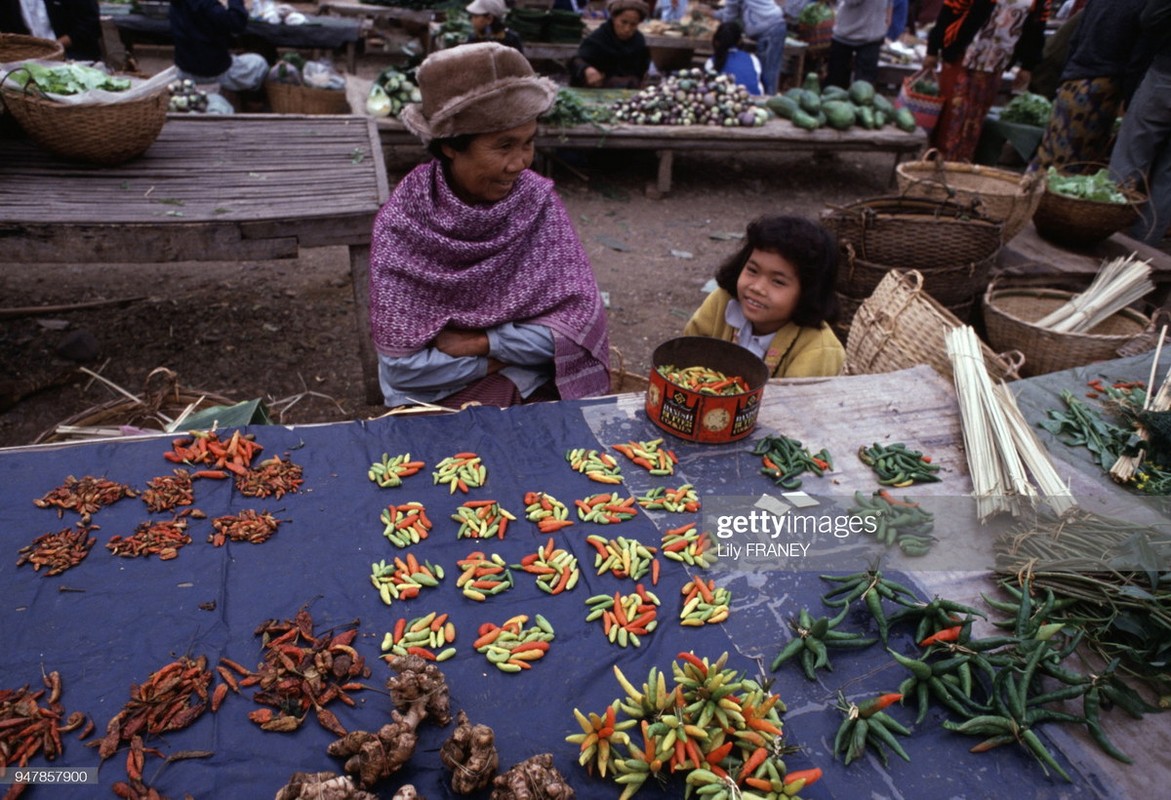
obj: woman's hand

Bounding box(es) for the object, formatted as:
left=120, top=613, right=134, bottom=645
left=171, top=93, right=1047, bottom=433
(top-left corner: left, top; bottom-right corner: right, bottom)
left=1011, top=69, right=1032, bottom=93
left=434, top=328, right=490, bottom=358
left=583, top=66, right=605, bottom=88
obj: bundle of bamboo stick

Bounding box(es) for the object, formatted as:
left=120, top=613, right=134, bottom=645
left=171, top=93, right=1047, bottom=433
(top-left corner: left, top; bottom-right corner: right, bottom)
left=946, top=326, right=1077, bottom=521
left=1034, top=253, right=1153, bottom=334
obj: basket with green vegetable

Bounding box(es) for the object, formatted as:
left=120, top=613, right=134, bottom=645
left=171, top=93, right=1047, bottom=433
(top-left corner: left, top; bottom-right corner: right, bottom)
left=895, top=148, right=1044, bottom=242
left=0, top=62, right=168, bottom=164
left=794, top=1, right=835, bottom=51
left=0, top=33, right=64, bottom=62
left=894, top=67, right=943, bottom=134
left=1032, top=167, right=1145, bottom=247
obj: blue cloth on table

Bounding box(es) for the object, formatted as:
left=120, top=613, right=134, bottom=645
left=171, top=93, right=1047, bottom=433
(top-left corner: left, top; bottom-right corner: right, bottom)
left=0, top=395, right=1100, bottom=798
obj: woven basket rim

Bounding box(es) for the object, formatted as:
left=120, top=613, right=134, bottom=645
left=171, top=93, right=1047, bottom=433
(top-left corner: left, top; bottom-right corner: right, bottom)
left=982, top=286, right=1150, bottom=340
left=0, top=32, right=65, bottom=60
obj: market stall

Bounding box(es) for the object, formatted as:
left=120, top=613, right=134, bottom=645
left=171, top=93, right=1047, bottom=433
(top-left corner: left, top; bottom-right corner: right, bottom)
left=110, top=11, right=363, bottom=73
left=2, top=352, right=1170, bottom=798
left=371, top=89, right=927, bottom=195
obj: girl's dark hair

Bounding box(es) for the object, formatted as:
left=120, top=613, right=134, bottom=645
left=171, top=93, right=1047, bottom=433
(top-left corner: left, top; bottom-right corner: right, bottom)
left=427, top=133, right=476, bottom=162
left=713, top=215, right=840, bottom=328
left=711, top=21, right=743, bottom=73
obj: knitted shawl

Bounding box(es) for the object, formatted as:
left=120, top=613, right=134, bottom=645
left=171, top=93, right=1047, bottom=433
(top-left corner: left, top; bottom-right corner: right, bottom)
left=369, top=161, right=610, bottom=400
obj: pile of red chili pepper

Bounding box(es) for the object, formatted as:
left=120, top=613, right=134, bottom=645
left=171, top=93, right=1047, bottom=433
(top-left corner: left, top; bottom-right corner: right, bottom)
left=34, top=475, right=137, bottom=522
left=139, top=470, right=195, bottom=513
left=15, top=523, right=98, bottom=575
left=209, top=509, right=282, bottom=546
left=234, top=456, right=304, bottom=499
left=162, top=429, right=262, bottom=477
left=1, top=671, right=88, bottom=770
left=106, top=517, right=193, bottom=560
left=227, top=607, right=368, bottom=736
left=97, top=655, right=216, bottom=762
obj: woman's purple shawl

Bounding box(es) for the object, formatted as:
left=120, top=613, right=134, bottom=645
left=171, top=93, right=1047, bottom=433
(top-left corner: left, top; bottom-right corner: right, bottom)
left=369, top=161, right=611, bottom=400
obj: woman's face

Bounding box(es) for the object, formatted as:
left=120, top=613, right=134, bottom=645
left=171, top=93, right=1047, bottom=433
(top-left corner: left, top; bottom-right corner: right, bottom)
left=736, top=248, right=801, bottom=335
left=611, top=10, right=643, bottom=40
left=470, top=12, right=493, bottom=34
left=441, top=120, right=538, bottom=205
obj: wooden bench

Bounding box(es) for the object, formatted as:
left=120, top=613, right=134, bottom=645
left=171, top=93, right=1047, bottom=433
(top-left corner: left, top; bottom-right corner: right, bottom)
left=0, top=114, right=390, bottom=404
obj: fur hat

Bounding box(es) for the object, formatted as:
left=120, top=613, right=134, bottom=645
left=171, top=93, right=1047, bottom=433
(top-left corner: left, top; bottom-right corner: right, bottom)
left=400, top=43, right=557, bottom=144
left=607, top=0, right=649, bottom=18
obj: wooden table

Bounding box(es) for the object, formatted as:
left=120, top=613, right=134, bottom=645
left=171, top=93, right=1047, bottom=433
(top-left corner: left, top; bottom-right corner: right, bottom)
left=111, top=12, right=363, bottom=73
left=376, top=111, right=928, bottom=195
left=997, top=222, right=1171, bottom=307
left=0, top=113, right=390, bottom=404
left=317, top=0, right=435, bottom=56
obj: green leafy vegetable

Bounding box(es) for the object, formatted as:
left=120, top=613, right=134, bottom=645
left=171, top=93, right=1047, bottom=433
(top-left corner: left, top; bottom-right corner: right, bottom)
left=1046, top=168, right=1130, bottom=204
left=798, top=1, right=834, bottom=25
left=999, top=92, right=1052, bottom=127
left=10, top=63, right=131, bottom=95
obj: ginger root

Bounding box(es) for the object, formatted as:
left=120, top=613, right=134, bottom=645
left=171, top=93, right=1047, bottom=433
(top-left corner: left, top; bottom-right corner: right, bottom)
left=386, top=653, right=451, bottom=727
left=439, top=710, right=499, bottom=794
left=273, top=771, right=378, bottom=800
left=490, top=753, right=575, bottom=800
left=327, top=655, right=452, bottom=790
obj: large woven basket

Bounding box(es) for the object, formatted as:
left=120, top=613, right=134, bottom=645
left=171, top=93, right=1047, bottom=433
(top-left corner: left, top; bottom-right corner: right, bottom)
left=846, top=270, right=1022, bottom=383
left=982, top=286, right=1154, bottom=377
left=838, top=244, right=994, bottom=307
left=1032, top=185, right=1144, bottom=248
left=0, top=83, right=168, bottom=164
left=0, top=33, right=65, bottom=62
left=265, top=80, right=350, bottom=115
left=822, top=196, right=1003, bottom=271
left=896, top=149, right=1045, bottom=242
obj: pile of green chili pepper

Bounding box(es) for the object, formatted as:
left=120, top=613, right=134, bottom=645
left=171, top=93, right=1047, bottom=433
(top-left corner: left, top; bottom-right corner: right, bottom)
left=857, top=442, right=941, bottom=486
left=846, top=490, right=936, bottom=556
left=752, top=434, right=832, bottom=490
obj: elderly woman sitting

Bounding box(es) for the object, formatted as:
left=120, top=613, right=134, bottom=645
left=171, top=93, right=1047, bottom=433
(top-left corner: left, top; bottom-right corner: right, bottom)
left=369, top=43, right=611, bottom=409
left=570, top=0, right=651, bottom=88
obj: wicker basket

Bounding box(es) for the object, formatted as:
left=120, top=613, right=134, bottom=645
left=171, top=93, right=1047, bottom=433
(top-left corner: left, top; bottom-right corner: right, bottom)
left=982, top=286, right=1154, bottom=377
left=823, top=196, right=1003, bottom=271
left=0, top=83, right=168, bottom=164
left=608, top=346, right=650, bottom=394
left=34, top=368, right=237, bottom=444
left=1031, top=185, right=1144, bottom=248
left=846, top=270, right=1022, bottom=383
left=896, top=149, right=1045, bottom=242
left=265, top=80, right=350, bottom=115
left=0, top=33, right=65, bottom=62
left=895, top=68, right=944, bottom=134
left=837, top=244, right=993, bottom=307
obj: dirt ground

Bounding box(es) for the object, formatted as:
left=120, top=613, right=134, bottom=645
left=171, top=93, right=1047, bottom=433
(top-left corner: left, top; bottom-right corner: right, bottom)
left=0, top=136, right=900, bottom=448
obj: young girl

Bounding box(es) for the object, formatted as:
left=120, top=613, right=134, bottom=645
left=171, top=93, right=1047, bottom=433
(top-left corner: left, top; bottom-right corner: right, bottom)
left=683, top=215, right=845, bottom=378
left=704, top=21, right=764, bottom=95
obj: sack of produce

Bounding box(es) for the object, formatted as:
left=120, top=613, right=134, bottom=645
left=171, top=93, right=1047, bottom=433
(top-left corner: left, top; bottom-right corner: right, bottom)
left=795, top=1, right=834, bottom=51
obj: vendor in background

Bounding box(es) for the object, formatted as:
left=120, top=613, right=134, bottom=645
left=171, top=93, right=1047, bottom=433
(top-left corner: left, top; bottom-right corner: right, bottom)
left=371, top=43, right=611, bottom=409
left=705, top=21, right=763, bottom=94
left=683, top=215, right=845, bottom=379
left=826, top=0, right=892, bottom=88
left=465, top=0, right=524, bottom=53
left=0, top=0, right=101, bottom=61
left=700, top=0, right=788, bottom=95
left=655, top=0, right=689, bottom=23
left=170, top=0, right=267, bottom=91
left=570, top=0, right=651, bottom=88
left=922, top=0, right=1050, bottom=162
left=887, top=0, right=910, bottom=42
left=1109, top=0, right=1171, bottom=246
left=1031, top=0, right=1147, bottom=174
